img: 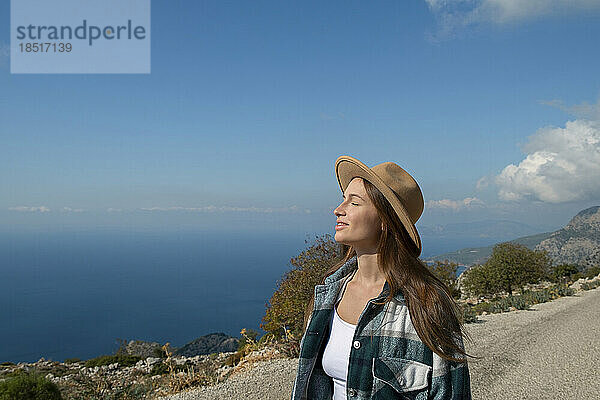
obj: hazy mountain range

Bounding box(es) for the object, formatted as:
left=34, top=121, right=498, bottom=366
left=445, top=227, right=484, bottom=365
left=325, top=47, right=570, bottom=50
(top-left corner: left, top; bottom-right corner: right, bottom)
left=424, top=206, right=600, bottom=269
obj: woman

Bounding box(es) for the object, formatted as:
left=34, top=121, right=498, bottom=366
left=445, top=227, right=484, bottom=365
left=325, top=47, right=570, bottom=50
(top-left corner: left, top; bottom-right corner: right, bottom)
left=291, top=155, right=473, bottom=400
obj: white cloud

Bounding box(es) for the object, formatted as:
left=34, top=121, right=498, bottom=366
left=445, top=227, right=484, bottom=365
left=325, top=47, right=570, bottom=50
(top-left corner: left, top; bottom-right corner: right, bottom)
left=8, top=206, right=86, bottom=213
left=61, top=207, right=84, bottom=213
left=425, top=0, right=600, bottom=38
left=9, top=206, right=50, bottom=213
left=107, top=208, right=123, bottom=213
left=476, top=176, right=490, bottom=190
left=541, top=98, right=600, bottom=121
left=426, top=197, right=485, bottom=211
left=138, top=205, right=311, bottom=214
left=495, top=119, right=600, bottom=203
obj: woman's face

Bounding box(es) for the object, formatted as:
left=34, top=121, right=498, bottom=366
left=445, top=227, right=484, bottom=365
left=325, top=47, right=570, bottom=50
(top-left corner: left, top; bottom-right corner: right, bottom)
left=333, top=177, right=381, bottom=253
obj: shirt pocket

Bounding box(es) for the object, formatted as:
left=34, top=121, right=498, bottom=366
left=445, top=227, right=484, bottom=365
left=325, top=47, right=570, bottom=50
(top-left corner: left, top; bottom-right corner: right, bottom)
left=372, top=357, right=431, bottom=399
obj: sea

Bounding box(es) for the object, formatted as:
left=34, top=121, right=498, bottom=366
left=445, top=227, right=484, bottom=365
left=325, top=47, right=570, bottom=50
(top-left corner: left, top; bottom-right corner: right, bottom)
left=0, top=229, right=472, bottom=364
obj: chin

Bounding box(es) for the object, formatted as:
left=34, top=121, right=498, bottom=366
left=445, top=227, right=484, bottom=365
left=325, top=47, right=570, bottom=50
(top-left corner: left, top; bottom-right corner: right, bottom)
left=334, top=232, right=351, bottom=246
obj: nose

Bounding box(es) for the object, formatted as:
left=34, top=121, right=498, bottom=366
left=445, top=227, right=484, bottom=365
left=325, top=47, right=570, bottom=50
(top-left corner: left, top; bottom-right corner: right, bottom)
left=334, top=202, right=345, bottom=217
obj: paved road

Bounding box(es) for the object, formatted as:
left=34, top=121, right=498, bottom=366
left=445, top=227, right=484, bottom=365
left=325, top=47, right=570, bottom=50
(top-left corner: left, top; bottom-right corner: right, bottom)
left=464, top=286, right=600, bottom=400
left=160, top=287, right=600, bottom=400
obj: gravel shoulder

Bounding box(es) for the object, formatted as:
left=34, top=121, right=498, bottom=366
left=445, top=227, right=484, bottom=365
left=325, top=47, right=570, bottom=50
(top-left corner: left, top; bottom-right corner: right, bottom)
left=464, top=286, right=600, bottom=400
left=158, top=287, right=600, bottom=400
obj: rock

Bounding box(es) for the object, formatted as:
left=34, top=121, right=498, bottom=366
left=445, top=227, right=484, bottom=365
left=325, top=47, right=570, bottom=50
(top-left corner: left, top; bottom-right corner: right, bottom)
left=174, top=333, right=239, bottom=357
left=570, top=278, right=586, bottom=291
left=145, top=357, right=161, bottom=366
left=126, top=340, right=162, bottom=358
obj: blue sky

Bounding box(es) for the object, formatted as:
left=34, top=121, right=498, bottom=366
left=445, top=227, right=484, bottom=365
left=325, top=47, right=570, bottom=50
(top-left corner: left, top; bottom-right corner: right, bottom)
left=1, top=1, right=600, bottom=248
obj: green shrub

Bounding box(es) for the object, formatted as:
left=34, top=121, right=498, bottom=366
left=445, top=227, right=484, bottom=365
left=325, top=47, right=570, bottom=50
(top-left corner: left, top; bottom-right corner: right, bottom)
left=521, top=289, right=548, bottom=305
left=460, top=304, right=478, bottom=324
left=63, top=358, right=81, bottom=364
left=150, top=362, right=169, bottom=376
left=464, top=282, right=577, bottom=322
left=556, top=284, right=575, bottom=297
left=529, top=289, right=552, bottom=304
left=581, top=280, right=600, bottom=291
left=492, top=297, right=513, bottom=313
left=516, top=297, right=530, bottom=310
left=84, top=354, right=141, bottom=368
left=552, top=264, right=580, bottom=283
left=584, top=266, right=600, bottom=279
left=123, top=382, right=153, bottom=398
left=0, top=371, right=62, bottom=400
left=261, top=234, right=344, bottom=339
left=152, top=347, right=166, bottom=359
left=570, top=272, right=583, bottom=282
left=471, top=302, right=492, bottom=314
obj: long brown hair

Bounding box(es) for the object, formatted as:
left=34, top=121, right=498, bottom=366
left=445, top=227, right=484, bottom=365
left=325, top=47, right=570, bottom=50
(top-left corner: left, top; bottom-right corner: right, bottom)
left=304, top=178, right=476, bottom=363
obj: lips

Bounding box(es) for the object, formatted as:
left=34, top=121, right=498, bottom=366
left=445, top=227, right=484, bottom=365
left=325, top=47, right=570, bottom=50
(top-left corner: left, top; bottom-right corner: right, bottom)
left=335, top=221, right=349, bottom=230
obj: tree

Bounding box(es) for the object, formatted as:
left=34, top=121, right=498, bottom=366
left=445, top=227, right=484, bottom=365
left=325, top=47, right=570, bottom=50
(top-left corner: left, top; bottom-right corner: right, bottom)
left=485, top=242, right=551, bottom=295
left=261, top=234, right=343, bottom=339
left=485, top=242, right=523, bottom=295
left=426, top=260, right=461, bottom=298
left=552, top=264, right=579, bottom=283
left=461, top=263, right=496, bottom=298
left=523, top=249, right=552, bottom=287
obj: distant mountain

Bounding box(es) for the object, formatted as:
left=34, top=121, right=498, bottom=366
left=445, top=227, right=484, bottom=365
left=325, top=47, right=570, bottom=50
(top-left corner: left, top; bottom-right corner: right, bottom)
left=424, top=206, right=600, bottom=269
left=174, top=332, right=239, bottom=357
left=535, top=206, right=600, bottom=270
left=424, top=232, right=553, bottom=266
left=420, top=219, right=541, bottom=240
left=419, top=219, right=545, bottom=257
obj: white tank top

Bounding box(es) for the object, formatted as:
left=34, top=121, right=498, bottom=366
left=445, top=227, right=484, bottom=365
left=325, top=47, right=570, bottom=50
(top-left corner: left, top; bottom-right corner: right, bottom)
left=322, top=304, right=357, bottom=399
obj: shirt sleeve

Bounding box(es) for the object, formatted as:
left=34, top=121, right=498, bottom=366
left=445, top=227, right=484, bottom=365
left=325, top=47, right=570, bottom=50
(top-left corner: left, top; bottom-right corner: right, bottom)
left=428, top=341, right=472, bottom=400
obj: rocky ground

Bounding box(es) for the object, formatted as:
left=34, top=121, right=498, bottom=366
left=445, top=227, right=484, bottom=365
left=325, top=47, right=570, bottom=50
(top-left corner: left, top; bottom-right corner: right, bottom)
left=158, top=357, right=298, bottom=400
left=0, top=342, right=288, bottom=399
left=0, top=350, right=236, bottom=399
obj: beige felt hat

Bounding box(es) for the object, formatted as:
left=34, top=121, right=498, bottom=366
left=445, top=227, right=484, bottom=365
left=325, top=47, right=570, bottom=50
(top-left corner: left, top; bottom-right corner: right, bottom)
left=335, top=155, right=424, bottom=256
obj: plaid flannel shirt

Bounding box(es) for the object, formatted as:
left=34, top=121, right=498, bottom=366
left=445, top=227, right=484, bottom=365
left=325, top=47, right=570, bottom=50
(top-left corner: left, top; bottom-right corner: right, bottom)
left=291, top=256, right=472, bottom=400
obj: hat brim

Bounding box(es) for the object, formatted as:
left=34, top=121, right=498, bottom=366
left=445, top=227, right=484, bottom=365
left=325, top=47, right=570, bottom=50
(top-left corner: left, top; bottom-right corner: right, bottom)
left=335, top=155, right=422, bottom=256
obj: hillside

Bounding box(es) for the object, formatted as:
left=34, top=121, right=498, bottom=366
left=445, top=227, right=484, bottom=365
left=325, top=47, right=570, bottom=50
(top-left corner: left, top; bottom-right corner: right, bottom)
left=424, top=232, right=553, bottom=266
left=535, top=206, right=600, bottom=269
left=425, top=206, right=600, bottom=267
